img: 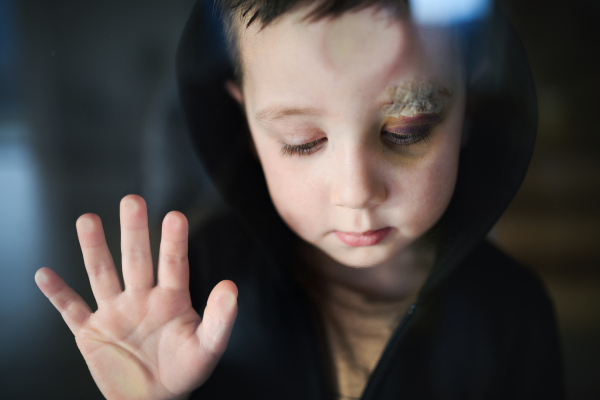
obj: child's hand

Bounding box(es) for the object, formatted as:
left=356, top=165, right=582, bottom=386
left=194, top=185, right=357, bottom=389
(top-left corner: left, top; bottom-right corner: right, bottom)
left=35, top=195, right=237, bottom=400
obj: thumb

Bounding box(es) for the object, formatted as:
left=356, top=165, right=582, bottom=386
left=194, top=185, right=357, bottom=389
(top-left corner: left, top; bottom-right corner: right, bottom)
left=198, top=280, right=238, bottom=362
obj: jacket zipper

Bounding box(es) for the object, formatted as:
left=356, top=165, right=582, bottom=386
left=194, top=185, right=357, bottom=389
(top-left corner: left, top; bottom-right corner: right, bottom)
left=359, top=302, right=417, bottom=400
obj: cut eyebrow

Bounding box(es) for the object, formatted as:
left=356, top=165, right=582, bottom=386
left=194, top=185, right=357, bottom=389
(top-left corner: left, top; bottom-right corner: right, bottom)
left=381, top=80, right=454, bottom=118
left=383, top=80, right=454, bottom=102
left=255, top=105, right=322, bottom=122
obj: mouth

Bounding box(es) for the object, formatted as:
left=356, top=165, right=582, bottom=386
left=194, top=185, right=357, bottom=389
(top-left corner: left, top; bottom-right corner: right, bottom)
left=334, top=227, right=392, bottom=247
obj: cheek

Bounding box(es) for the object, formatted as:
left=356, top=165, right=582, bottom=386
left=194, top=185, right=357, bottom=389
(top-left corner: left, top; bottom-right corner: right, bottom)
left=253, top=136, right=327, bottom=241
left=392, top=128, right=461, bottom=238
left=393, top=80, right=465, bottom=237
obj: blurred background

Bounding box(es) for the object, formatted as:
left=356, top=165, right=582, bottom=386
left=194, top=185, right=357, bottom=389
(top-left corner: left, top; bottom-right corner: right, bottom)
left=0, top=0, right=598, bottom=398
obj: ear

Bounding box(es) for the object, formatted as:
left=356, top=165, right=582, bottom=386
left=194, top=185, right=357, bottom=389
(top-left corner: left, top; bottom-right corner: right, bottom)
left=225, top=80, right=243, bottom=105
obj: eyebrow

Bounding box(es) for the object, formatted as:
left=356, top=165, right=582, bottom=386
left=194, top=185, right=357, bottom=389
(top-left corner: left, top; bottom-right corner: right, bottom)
left=255, top=105, right=322, bottom=122
left=255, top=81, right=453, bottom=121
left=384, top=80, right=454, bottom=102
left=380, top=79, right=454, bottom=118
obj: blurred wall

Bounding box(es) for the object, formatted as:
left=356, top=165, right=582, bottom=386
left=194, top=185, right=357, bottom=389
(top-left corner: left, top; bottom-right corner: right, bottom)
left=0, top=0, right=598, bottom=399
left=0, top=1, right=199, bottom=398
left=493, top=1, right=600, bottom=399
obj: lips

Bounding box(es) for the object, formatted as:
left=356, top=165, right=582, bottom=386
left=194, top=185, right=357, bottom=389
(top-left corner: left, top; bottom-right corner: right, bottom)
left=334, top=227, right=392, bottom=247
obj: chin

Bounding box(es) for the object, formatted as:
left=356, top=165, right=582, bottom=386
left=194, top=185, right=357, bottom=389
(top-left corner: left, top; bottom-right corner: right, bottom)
left=327, top=245, right=399, bottom=269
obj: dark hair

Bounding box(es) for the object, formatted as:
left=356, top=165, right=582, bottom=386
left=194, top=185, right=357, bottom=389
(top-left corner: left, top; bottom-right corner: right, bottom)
left=214, top=0, right=409, bottom=82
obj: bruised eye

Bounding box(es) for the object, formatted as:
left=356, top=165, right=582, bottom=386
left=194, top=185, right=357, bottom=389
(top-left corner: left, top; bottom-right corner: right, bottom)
left=382, top=114, right=442, bottom=147
left=281, top=137, right=327, bottom=157
left=382, top=125, right=433, bottom=146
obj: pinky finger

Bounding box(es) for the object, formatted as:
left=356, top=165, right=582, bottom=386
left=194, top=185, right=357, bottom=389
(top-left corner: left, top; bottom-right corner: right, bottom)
left=35, top=267, right=92, bottom=334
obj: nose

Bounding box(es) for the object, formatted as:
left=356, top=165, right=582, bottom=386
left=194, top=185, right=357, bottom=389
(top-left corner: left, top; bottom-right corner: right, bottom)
left=330, top=146, right=387, bottom=210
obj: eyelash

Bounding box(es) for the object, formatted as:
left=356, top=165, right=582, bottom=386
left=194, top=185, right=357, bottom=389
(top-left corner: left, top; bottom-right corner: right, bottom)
left=280, top=125, right=433, bottom=157
left=382, top=126, right=432, bottom=146
left=281, top=138, right=328, bottom=157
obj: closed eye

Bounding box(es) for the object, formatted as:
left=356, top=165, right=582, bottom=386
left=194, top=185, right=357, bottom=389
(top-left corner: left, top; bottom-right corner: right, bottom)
left=281, top=137, right=328, bottom=157
left=382, top=114, right=442, bottom=147
left=382, top=126, right=432, bottom=146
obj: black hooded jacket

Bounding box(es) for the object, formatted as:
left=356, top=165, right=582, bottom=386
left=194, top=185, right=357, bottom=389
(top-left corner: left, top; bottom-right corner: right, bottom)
left=176, top=2, right=565, bottom=399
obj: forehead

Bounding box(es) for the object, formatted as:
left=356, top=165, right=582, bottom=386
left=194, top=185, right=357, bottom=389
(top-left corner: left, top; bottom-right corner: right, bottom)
left=238, top=7, right=457, bottom=113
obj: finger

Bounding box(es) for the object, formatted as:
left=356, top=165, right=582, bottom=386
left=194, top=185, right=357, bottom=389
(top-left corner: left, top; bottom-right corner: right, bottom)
left=157, top=211, right=189, bottom=291
left=197, top=281, right=238, bottom=362
left=35, top=267, right=92, bottom=334
left=120, top=195, right=154, bottom=291
left=76, top=214, right=122, bottom=302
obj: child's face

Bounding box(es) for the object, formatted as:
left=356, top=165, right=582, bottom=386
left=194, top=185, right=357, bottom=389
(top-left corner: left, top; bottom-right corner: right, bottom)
left=236, top=7, right=465, bottom=268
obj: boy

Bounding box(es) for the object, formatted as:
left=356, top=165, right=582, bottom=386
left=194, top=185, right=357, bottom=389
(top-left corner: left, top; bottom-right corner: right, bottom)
left=35, top=0, right=564, bottom=399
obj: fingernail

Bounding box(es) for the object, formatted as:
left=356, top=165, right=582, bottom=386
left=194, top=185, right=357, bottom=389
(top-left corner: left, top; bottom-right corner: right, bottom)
left=164, top=212, right=176, bottom=225
left=122, top=196, right=142, bottom=213
left=78, top=217, right=95, bottom=232
left=35, top=270, right=47, bottom=285
left=217, top=291, right=237, bottom=314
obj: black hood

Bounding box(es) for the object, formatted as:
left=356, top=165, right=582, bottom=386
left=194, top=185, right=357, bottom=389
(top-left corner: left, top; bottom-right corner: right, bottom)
left=176, top=1, right=537, bottom=299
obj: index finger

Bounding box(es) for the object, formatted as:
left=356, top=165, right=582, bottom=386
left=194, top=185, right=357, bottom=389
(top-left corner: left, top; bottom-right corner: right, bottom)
left=76, top=214, right=122, bottom=303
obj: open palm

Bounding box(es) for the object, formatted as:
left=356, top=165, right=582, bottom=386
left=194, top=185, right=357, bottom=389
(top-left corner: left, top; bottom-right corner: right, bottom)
left=35, top=195, right=238, bottom=400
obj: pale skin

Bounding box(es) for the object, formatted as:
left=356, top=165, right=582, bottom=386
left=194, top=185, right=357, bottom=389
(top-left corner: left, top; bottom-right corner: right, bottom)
left=35, top=5, right=464, bottom=400
left=235, top=7, right=464, bottom=297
